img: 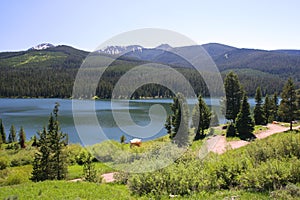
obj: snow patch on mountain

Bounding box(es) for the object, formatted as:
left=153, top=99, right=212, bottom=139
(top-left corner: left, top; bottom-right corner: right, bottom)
left=98, top=45, right=143, bottom=55
left=29, top=43, right=55, bottom=50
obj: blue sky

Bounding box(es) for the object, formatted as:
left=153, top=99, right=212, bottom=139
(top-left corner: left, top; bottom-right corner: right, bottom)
left=1, top=0, right=300, bottom=51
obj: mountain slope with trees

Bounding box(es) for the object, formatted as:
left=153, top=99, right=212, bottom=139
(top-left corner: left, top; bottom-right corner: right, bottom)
left=0, top=43, right=299, bottom=98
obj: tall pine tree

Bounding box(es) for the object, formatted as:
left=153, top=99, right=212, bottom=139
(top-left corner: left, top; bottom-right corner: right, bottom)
left=31, top=103, right=68, bottom=181
left=170, top=93, right=191, bottom=147
left=0, top=119, right=6, bottom=144
left=8, top=125, right=17, bottom=143
left=192, top=95, right=211, bottom=140
left=223, top=72, right=243, bottom=122
left=236, top=94, right=255, bottom=139
left=270, top=92, right=279, bottom=121
left=164, top=115, right=172, bottom=136
left=19, top=126, right=26, bottom=148
left=263, top=94, right=271, bottom=124
left=253, top=87, right=266, bottom=125
left=278, top=78, right=298, bottom=131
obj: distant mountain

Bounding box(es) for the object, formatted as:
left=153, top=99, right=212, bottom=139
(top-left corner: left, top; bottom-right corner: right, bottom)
left=29, top=43, right=55, bottom=50
left=0, top=42, right=299, bottom=98
left=98, top=45, right=143, bottom=55
left=155, top=44, right=173, bottom=51
left=202, top=43, right=237, bottom=58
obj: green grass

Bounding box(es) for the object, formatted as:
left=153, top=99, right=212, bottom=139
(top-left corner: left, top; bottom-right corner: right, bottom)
left=181, top=190, right=269, bottom=200
left=280, top=121, right=300, bottom=128
left=0, top=181, right=140, bottom=200
left=253, top=125, right=268, bottom=134
left=226, top=136, right=241, bottom=142
left=0, top=181, right=272, bottom=200
left=67, top=162, right=114, bottom=180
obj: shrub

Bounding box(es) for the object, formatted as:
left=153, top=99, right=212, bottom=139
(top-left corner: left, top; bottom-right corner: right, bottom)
left=0, top=156, right=9, bottom=170
left=240, top=157, right=300, bottom=191
left=5, top=171, right=28, bottom=186
left=114, top=172, right=130, bottom=184
left=270, top=184, right=300, bottom=200
left=226, top=123, right=236, bottom=137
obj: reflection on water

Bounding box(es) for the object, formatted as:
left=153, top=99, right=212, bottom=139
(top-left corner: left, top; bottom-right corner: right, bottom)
left=0, top=98, right=255, bottom=145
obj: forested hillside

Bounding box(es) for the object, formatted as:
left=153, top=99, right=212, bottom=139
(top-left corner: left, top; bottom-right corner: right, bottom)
left=0, top=43, right=299, bottom=98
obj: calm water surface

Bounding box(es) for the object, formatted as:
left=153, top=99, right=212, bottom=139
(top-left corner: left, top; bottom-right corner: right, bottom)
left=0, top=98, right=256, bottom=145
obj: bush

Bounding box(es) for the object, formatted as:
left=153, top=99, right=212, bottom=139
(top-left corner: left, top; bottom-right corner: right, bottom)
left=240, top=157, right=300, bottom=191
left=226, top=123, right=236, bottom=137
left=114, top=172, right=130, bottom=184
left=0, top=156, right=9, bottom=170
left=128, top=131, right=300, bottom=196
left=5, top=171, right=28, bottom=186
left=270, top=184, right=300, bottom=199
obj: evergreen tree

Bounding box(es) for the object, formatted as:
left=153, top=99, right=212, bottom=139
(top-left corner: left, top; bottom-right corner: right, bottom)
left=120, top=135, right=126, bottom=144
left=223, top=72, right=243, bottom=122
left=226, top=123, right=236, bottom=137
left=0, top=119, right=6, bottom=144
left=170, top=96, right=180, bottom=139
left=164, top=115, right=172, bottom=136
left=263, top=94, right=271, bottom=124
left=192, top=95, right=211, bottom=140
left=278, top=78, right=298, bottom=131
left=31, top=103, right=68, bottom=181
left=19, top=126, right=26, bottom=148
left=32, top=135, right=38, bottom=147
left=0, top=132, right=2, bottom=147
left=210, top=110, right=219, bottom=127
left=270, top=92, right=279, bottom=121
left=253, top=87, right=266, bottom=125
left=236, top=94, right=254, bottom=139
left=171, top=93, right=191, bottom=147
left=83, top=152, right=97, bottom=182
left=297, top=89, right=300, bottom=114
left=8, top=125, right=17, bottom=143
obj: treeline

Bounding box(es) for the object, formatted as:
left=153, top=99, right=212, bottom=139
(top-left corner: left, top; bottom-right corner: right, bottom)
left=163, top=71, right=300, bottom=146
left=0, top=64, right=286, bottom=99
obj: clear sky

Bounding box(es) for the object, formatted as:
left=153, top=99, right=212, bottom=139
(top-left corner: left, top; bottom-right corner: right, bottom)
left=1, top=0, right=300, bottom=51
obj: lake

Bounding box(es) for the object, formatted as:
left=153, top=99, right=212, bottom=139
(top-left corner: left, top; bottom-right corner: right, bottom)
left=0, top=98, right=256, bottom=145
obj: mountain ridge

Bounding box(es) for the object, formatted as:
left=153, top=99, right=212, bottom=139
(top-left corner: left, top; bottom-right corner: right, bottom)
left=0, top=42, right=299, bottom=98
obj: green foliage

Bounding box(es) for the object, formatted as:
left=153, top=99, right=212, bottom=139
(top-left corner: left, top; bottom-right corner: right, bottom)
left=0, top=181, right=136, bottom=200
left=263, top=94, right=271, bottom=123
left=192, top=95, right=211, bottom=140
left=240, top=157, right=300, bottom=191
left=270, top=92, right=279, bottom=121
left=18, top=126, right=26, bottom=148
left=226, top=123, right=236, bottom=137
left=76, top=149, right=90, bottom=165
left=210, top=110, right=219, bottom=127
left=0, top=156, right=9, bottom=170
left=0, top=119, right=6, bottom=144
left=223, top=71, right=243, bottom=122
left=254, top=87, right=266, bottom=125
left=270, top=184, right=300, bottom=200
left=8, top=125, right=16, bottom=143
left=164, top=115, right=172, bottom=136
left=83, top=152, right=98, bottom=183
left=167, top=93, right=192, bottom=146
left=279, top=78, right=298, bottom=130
left=0, top=165, right=32, bottom=186
left=128, top=131, right=300, bottom=196
left=120, top=135, right=126, bottom=144
left=172, top=93, right=191, bottom=147
left=31, top=103, right=68, bottom=181
left=236, top=95, right=255, bottom=139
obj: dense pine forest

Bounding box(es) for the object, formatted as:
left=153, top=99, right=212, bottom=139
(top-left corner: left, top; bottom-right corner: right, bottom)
left=0, top=44, right=299, bottom=98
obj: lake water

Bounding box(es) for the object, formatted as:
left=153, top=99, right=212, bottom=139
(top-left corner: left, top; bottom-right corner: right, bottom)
left=0, top=98, right=256, bottom=145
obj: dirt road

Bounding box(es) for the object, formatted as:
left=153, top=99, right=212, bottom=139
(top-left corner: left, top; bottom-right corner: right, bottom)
left=209, top=124, right=299, bottom=154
